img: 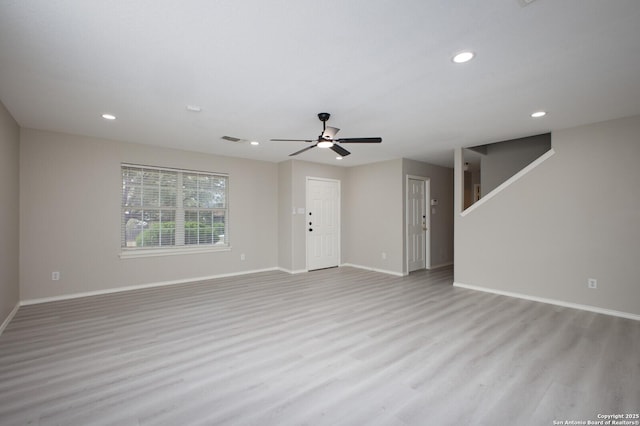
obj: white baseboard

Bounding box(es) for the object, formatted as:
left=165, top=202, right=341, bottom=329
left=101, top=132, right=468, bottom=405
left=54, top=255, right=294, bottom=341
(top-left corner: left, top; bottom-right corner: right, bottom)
left=279, top=265, right=406, bottom=276
left=429, top=262, right=453, bottom=270
left=276, top=267, right=308, bottom=275
left=0, top=302, right=20, bottom=336
left=453, top=282, right=640, bottom=321
left=341, top=263, right=406, bottom=277
left=20, top=267, right=281, bottom=306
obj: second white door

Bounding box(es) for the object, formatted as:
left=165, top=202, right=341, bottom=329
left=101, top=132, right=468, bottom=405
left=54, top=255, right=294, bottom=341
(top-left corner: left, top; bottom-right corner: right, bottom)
left=407, top=177, right=430, bottom=272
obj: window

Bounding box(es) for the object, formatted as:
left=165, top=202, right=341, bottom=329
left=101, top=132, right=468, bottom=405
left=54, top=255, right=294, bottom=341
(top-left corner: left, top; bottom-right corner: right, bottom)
left=121, top=164, right=228, bottom=253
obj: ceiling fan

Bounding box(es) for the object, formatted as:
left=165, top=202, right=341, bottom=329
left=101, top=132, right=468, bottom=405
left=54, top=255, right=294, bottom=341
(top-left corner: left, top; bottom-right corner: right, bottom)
left=271, top=112, right=382, bottom=157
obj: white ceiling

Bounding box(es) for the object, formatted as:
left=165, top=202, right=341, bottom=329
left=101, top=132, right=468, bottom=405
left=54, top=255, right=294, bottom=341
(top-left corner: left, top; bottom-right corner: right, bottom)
left=1, top=0, right=639, bottom=167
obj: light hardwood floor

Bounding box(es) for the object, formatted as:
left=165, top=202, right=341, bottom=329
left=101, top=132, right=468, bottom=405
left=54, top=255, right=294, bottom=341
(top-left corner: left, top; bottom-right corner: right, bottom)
left=0, top=266, right=638, bottom=425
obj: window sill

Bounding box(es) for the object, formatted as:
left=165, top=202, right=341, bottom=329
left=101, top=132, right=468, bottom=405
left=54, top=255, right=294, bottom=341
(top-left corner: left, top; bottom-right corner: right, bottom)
left=119, top=245, right=232, bottom=259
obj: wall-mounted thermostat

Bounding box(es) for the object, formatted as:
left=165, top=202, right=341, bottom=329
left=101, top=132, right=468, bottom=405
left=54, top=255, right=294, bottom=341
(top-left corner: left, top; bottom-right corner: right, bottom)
left=431, top=199, right=439, bottom=206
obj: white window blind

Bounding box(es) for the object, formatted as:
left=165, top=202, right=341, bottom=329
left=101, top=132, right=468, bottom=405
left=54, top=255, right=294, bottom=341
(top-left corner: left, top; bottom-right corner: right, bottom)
left=121, top=164, right=228, bottom=250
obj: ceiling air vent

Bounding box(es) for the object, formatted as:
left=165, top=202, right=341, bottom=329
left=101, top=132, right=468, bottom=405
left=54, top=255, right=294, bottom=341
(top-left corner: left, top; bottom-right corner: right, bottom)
left=221, top=136, right=243, bottom=143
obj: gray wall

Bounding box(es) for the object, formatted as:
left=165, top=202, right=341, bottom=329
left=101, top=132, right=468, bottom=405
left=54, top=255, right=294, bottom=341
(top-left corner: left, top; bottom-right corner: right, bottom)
left=0, top=101, right=20, bottom=324
left=19, top=129, right=279, bottom=300
left=455, top=115, right=640, bottom=316
left=480, top=134, right=551, bottom=196
left=403, top=159, right=454, bottom=270
left=277, top=160, right=293, bottom=272
left=280, top=158, right=454, bottom=276
left=344, top=159, right=404, bottom=274
left=15, top=128, right=456, bottom=301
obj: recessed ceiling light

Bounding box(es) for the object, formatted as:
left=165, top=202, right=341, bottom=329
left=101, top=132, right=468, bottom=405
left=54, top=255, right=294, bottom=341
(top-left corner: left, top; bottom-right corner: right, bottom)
left=250, top=141, right=260, bottom=146
left=452, top=51, right=474, bottom=64
left=101, top=113, right=116, bottom=120
left=336, top=156, right=343, bottom=160
left=531, top=111, right=547, bottom=118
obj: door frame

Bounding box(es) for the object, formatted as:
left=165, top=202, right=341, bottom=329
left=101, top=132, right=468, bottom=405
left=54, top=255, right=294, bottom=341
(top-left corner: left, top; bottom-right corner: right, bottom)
left=305, top=176, right=341, bottom=271
left=405, top=175, right=431, bottom=273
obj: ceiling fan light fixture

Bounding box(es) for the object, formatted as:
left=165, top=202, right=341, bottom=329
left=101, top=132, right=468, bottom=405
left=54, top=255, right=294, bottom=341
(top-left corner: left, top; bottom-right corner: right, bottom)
left=250, top=141, right=260, bottom=146
left=317, top=140, right=334, bottom=148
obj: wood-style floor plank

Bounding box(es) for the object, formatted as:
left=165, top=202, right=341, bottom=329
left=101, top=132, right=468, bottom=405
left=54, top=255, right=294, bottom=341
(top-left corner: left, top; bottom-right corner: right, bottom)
left=0, top=266, right=638, bottom=425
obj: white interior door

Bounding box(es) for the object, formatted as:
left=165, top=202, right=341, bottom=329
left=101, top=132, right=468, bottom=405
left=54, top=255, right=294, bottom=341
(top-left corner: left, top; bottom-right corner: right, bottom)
left=306, top=178, right=340, bottom=271
left=407, top=177, right=430, bottom=272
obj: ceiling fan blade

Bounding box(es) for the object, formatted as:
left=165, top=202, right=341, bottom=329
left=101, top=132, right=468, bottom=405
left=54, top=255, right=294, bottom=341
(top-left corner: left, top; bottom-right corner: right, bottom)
left=271, top=138, right=315, bottom=142
left=334, top=137, right=382, bottom=143
left=289, top=144, right=318, bottom=156
left=321, top=126, right=340, bottom=140
left=330, top=144, right=351, bottom=157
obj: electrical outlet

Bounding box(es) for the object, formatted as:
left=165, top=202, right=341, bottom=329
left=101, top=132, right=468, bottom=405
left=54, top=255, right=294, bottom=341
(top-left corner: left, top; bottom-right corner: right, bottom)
left=52, top=271, right=60, bottom=281
left=240, top=253, right=246, bottom=261
left=588, top=278, right=597, bottom=289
